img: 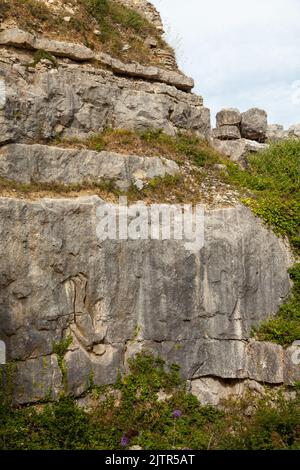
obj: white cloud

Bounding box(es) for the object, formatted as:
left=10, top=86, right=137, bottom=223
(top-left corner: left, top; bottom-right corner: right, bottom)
left=152, top=0, right=300, bottom=127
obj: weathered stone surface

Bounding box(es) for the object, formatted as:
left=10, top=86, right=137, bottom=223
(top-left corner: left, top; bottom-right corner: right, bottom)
left=216, top=108, right=241, bottom=127
left=0, top=355, right=63, bottom=405
left=0, top=1, right=295, bottom=408
left=247, top=341, right=284, bottom=384
left=191, top=340, right=248, bottom=379
left=190, top=340, right=288, bottom=394
left=0, top=57, right=208, bottom=142
left=0, top=340, right=5, bottom=365
left=284, top=345, right=300, bottom=385
left=212, top=125, right=241, bottom=141
left=118, top=0, right=164, bottom=33
left=241, top=108, right=268, bottom=143
left=65, top=345, right=123, bottom=396
left=35, top=37, right=95, bottom=61
left=0, top=144, right=179, bottom=190
left=96, top=52, right=194, bottom=91
left=212, top=138, right=268, bottom=167
left=0, top=28, right=194, bottom=91
left=190, top=376, right=297, bottom=406
left=191, top=377, right=262, bottom=406
left=267, top=124, right=289, bottom=142
left=0, top=197, right=292, bottom=403
left=288, top=124, right=300, bottom=139
left=0, top=27, right=35, bottom=48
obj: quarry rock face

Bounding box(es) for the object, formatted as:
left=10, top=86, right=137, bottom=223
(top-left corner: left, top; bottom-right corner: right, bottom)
left=0, top=27, right=194, bottom=90
left=117, top=0, right=165, bottom=33
left=0, top=198, right=294, bottom=404
left=0, top=48, right=209, bottom=143
left=0, top=144, right=179, bottom=190
left=0, top=0, right=298, bottom=406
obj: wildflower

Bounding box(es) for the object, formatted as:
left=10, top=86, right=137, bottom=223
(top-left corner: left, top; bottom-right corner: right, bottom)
left=172, top=409, right=182, bottom=419
left=121, top=435, right=130, bottom=447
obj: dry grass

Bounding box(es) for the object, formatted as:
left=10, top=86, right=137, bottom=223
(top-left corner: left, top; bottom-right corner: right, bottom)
left=0, top=177, right=121, bottom=202
left=54, top=128, right=223, bottom=166
left=0, top=0, right=174, bottom=67
left=0, top=168, right=239, bottom=208
left=0, top=130, right=239, bottom=206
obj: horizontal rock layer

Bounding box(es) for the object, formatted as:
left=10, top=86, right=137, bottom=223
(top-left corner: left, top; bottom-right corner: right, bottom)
left=0, top=27, right=193, bottom=91
left=0, top=49, right=209, bottom=143
left=0, top=198, right=293, bottom=404
left=191, top=374, right=298, bottom=406
left=0, top=144, right=179, bottom=190
left=212, top=125, right=241, bottom=141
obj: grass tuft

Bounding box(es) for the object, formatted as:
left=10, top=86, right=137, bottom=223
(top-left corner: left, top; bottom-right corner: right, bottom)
left=254, top=264, right=300, bottom=346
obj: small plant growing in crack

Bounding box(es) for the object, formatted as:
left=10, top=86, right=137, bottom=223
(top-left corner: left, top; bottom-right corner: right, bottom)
left=53, top=335, right=72, bottom=392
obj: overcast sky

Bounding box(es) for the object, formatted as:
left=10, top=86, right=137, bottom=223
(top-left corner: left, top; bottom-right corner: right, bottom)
left=152, top=0, right=300, bottom=128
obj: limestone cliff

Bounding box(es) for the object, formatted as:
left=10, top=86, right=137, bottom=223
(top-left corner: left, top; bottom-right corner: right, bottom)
left=0, top=0, right=299, bottom=406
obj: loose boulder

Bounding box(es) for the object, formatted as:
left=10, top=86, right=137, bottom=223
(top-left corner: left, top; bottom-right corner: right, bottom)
left=216, top=108, right=241, bottom=127
left=241, top=108, right=268, bottom=143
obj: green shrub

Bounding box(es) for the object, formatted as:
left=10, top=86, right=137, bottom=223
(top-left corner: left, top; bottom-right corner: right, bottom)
left=254, top=264, right=300, bottom=346
left=219, top=391, right=300, bottom=450
left=226, top=139, right=300, bottom=253
left=0, top=353, right=300, bottom=450
left=0, top=353, right=224, bottom=450
left=0, top=397, right=93, bottom=450
left=31, top=49, right=57, bottom=68
left=243, top=196, right=300, bottom=241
